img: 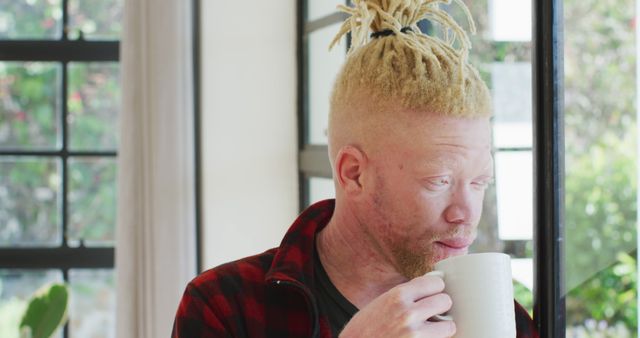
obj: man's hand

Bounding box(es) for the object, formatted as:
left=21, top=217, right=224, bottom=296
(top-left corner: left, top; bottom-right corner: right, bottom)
left=339, top=274, right=455, bottom=338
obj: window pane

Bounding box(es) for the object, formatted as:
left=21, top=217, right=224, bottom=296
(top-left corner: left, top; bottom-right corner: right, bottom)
left=0, top=0, right=62, bottom=40
left=307, top=0, right=341, bottom=22
left=495, top=151, right=533, bottom=240
left=307, top=24, right=346, bottom=145
left=564, top=0, right=637, bottom=334
left=0, top=62, right=61, bottom=150
left=0, top=158, right=61, bottom=247
left=489, top=0, right=531, bottom=41
left=511, top=258, right=533, bottom=315
left=67, top=62, right=120, bottom=151
left=491, top=62, right=533, bottom=149
left=67, top=0, right=123, bottom=40
left=308, top=177, right=335, bottom=207
left=69, top=269, right=115, bottom=338
left=67, top=157, right=116, bottom=247
left=0, top=269, right=63, bottom=338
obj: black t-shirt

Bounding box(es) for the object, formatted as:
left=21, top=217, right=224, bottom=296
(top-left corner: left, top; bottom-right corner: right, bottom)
left=314, top=249, right=359, bottom=337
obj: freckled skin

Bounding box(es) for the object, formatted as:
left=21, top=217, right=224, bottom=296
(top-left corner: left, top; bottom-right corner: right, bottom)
left=354, top=114, right=493, bottom=278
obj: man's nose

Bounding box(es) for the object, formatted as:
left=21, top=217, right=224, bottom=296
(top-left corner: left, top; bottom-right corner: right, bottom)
left=444, top=185, right=476, bottom=225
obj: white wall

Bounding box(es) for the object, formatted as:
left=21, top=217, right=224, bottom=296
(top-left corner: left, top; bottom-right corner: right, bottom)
left=200, top=1, right=298, bottom=269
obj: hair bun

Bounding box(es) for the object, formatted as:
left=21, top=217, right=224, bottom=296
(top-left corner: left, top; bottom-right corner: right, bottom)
left=328, top=0, right=492, bottom=118
left=330, top=0, right=476, bottom=59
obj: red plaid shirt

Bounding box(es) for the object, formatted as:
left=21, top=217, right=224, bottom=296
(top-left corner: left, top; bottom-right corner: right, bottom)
left=172, top=199, right=539, bottom=337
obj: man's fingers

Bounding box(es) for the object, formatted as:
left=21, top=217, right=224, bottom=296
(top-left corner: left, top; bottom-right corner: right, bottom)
left=419, top=320, right=457, bottom=337
left=392, top=274, right=446, bottom=303
left=411, top=293, right=453, bottom=322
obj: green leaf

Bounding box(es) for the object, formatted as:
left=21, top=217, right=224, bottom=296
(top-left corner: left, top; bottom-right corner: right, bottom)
left=19, top=283, right=68, bottom=338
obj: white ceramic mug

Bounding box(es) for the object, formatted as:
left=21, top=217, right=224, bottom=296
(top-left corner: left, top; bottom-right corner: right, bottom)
left=426, top=252, right=516, bottom=338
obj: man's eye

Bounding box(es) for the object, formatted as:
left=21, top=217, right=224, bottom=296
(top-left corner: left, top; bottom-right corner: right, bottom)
left=425, top=176, right=451, bottom=190
left=472, top=178, right=494, bottom=190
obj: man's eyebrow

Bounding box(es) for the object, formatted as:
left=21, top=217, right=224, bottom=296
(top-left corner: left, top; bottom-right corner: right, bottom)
left=420, top=155, right=457, bottom=170
left=434, top=142, right=493, bottom=151
left=433, top=143, right=468, bottom=149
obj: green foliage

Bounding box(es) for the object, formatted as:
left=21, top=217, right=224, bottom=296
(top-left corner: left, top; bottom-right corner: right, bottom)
left=0, top=0, right=122, bottom=40
left=567, top=252, right=637, bottom=333
left=0, top=159, right=60, bottom=246
left=0, top=62, right=120, bottom=246
left=19, top=283, right=68, bottom=338
left=0, top=0, right=62, bottom=39
left=562, top=0, right=638, bottom=333
left=67, top=62, right=120, bottom=151
left=513, top=280, right=533, bottom=316
left=565, top=131, right=637, bottom=291
left=67, top=0, right=123, bottom=40
left=564, top=0, right=636, bottom=151
left=0, top=62, right=59, bottom=149
left=68, top=159, right=117, bottom=243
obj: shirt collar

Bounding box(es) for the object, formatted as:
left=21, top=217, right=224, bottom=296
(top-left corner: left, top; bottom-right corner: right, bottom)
left=265, top=199, right=335, bottom=288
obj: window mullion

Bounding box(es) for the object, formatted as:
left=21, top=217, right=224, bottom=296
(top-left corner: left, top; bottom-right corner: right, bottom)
left=62, top=0, right=69, bottom=41
left=533, top=0, right=566, bottom=335
left=0, top=41, right=119, bottom=62
left=62, top=268, right=69, bottom=338
left=0, top=248, right=115, bottom=269
left=62, top=60, right=69, bottom=249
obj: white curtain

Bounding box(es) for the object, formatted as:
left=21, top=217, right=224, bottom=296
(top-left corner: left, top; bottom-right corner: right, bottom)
left=116, top=0, right=196, bottom=337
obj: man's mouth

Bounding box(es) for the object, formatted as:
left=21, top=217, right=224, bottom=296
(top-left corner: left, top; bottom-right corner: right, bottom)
left=435, top=238, right=474, bottom=255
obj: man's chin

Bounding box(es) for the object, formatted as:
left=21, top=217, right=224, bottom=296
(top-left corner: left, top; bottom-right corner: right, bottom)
left=391, top=248, right=430, bottom=279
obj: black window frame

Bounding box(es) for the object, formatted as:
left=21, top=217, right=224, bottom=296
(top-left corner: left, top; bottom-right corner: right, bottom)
left=533, top=0, right=565, bottom=336
left=0, top=2, right=119, bottom=337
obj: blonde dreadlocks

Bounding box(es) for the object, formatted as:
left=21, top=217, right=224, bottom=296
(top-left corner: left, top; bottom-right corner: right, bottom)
left=328, top=0, right=491, bottom=119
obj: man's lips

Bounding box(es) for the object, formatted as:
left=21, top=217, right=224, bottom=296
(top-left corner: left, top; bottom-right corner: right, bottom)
left=435, top=238, right=474, bottom=250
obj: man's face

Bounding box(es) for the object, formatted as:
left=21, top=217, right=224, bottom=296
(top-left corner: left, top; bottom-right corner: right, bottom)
left=359, top=114, right=493, bottom=279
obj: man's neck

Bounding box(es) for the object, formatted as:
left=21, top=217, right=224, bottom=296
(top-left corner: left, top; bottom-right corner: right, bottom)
left=316, top=202, right=407, bottom=309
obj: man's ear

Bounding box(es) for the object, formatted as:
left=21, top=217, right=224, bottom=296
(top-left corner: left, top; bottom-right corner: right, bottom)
left=335, top=145, right=367, bottom=195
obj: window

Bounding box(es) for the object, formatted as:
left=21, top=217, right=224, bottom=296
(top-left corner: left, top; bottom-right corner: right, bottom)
left=0, top=1, right=122, bottom=337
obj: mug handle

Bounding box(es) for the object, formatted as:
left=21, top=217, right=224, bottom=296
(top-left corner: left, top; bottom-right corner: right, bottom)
left=424, top=270, right=453, bottom=322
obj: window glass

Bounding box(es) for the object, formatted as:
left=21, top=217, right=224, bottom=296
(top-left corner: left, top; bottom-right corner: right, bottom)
left=0, top=157, right=61, bottom=247
left=67, top=62, right=120, bottom=151
left=69, top=269, right=115, bottom=338
left=307, top=24, right=346, bottom=145
left=0, top=0, right=62, bottom=40
left=307, top=0, right=341, bottom=22
left=67, top=157, right=117, bottom=247
left=0, top=62, right=61, bottom=150
left=67, top=0, right=123, bottom=40
left=494, top=151, right=533, bottom=240
left=489, top=0, right=531, bottom=41
left=308, top=177, right=335, bottom=206
left=511, top=258, right=534, bottom=316
left=564, top=0, right=637, bottom=334
left=0, top=269, right=63, bottom=338
left=491, top=62, right=533, bottom=149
